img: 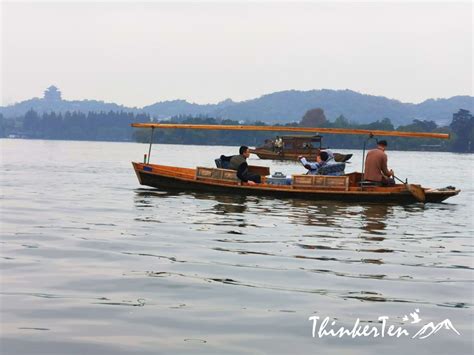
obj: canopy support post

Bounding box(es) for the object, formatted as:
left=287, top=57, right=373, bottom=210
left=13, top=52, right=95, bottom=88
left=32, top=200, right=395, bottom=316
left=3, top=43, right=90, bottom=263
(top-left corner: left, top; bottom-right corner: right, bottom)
left=361, top=133, right=377, bottom=177
left=147, top=127, right=154, bottom=164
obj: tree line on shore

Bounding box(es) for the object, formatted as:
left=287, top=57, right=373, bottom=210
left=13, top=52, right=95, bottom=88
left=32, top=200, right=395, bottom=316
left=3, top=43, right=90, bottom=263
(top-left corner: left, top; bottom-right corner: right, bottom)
left=0, top=108, right=472, bottom=152
left=0, top=110, right=151, bottom=142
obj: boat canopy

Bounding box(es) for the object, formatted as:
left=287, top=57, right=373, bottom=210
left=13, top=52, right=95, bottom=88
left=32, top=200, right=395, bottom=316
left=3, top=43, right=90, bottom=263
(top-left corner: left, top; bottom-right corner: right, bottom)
left=131, top=123, right=450, bottom=139
left=279, top=135, right=322, bottom=140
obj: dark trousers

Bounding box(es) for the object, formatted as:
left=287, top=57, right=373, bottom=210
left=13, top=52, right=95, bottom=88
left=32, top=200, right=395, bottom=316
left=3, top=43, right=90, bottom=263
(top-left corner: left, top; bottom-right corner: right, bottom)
left=245, top=173, right=261, bottom=183
left=366, top=178, right=395, bottom=186
left=381, top=178, right=395, bottom=186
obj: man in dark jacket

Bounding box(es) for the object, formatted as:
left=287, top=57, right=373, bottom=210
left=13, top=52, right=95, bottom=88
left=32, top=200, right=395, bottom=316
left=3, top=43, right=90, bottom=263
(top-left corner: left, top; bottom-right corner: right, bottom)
left=229, top=146, right=261, bottom=185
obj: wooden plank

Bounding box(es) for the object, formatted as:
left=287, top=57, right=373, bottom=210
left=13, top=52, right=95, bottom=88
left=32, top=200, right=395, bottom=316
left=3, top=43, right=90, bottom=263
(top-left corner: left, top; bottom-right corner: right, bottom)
left=346, top=172, right=363, bottom=187
left=247, top=165, right=270, bottom=176
left=196, top=167, right=239, bottom=182
left=292, top=175, right=314, bottom=186
left=131, top=123, right=450, bottom=139
left=292, top=174, right=349, bottom=191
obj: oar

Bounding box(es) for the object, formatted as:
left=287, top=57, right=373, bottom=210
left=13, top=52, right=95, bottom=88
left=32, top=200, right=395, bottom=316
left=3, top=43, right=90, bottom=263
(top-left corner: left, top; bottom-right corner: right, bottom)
left=394, top=175, right=426, bottom=203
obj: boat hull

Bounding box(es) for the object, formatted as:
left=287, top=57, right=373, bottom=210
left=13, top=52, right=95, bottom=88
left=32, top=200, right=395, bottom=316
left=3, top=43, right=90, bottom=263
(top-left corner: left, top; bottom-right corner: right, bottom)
left=133, top=163, right=459, bottom=204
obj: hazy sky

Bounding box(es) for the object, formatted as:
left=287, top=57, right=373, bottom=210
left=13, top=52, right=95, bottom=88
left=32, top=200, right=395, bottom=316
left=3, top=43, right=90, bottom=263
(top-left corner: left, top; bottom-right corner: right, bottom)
left=1, top=1, right=472, bottom=107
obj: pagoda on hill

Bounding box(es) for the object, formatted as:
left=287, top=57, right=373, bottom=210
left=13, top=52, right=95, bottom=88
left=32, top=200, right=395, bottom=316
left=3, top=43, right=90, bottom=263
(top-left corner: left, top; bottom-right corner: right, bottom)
left=43, top=85, right=62, bottom=101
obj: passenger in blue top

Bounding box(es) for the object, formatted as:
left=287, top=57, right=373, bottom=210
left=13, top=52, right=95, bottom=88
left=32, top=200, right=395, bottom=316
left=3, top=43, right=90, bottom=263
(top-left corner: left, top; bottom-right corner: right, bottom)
left=299, top=151, right=328, bottom=175
left=299, top=151, right=346, bottom=176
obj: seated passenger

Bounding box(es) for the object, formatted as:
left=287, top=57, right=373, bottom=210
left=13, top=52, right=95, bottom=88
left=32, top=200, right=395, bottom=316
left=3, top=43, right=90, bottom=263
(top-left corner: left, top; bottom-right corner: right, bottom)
left=299, top=151, right=345, bottom=176
left=229, top=146, right=261, bottom=185
left=322, top=149, right=335, bottom=161
left=363, top=140, right=395, bottom=186
left=318, top=161, right=346, bottom=176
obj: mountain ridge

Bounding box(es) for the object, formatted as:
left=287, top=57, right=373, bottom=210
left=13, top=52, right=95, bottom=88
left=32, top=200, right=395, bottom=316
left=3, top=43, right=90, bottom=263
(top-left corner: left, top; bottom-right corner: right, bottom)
left=1, top=88, right=472, bottom=126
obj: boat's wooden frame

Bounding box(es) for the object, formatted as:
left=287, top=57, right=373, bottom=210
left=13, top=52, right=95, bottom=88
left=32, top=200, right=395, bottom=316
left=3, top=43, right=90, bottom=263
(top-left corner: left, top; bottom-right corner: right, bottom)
left=131, top=123, right=459, bottom=204
left=132, top=163, right=459, bottom=204
left=131, top=123, right=450, bottom=139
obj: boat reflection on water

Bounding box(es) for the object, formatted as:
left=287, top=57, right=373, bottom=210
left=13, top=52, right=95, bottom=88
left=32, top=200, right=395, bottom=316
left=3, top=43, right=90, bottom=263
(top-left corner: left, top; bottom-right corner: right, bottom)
left=194, top=193, right=249, bottom=215
left=133, top=188, right=414, bottom=231
left=134, top=189, right=252, bottom=226
left=361, top=203, right=427, bottom=234
left=361, top=204, right=391, bottom=236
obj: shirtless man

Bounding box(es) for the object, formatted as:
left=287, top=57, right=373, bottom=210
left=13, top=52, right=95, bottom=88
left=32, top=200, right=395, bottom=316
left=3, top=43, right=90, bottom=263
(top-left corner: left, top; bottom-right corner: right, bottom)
left=364, top=140, right=395, bottom=186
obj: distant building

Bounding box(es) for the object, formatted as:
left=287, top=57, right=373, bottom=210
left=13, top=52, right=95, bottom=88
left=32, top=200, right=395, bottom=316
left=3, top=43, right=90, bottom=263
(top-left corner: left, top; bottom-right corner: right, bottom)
left=43, top=85, right=62, bottom=101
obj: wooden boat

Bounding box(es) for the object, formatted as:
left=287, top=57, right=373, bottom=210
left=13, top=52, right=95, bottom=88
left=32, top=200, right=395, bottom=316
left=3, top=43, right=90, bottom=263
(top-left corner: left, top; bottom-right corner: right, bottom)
left=132, top=163, right=458, bottom=204
left=249, top=135, right=352, bottom=162
left=131, top=123, right=460, bottom=204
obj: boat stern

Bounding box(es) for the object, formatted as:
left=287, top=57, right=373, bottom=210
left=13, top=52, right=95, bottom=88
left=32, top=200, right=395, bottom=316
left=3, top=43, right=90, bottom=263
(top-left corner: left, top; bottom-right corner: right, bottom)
left=424, top=187, right=461, bottom=203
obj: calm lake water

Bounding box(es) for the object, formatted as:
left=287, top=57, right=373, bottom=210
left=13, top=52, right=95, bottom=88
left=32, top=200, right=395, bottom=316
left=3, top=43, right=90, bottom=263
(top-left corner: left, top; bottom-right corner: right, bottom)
left=1, top=139, right=473, bottom=355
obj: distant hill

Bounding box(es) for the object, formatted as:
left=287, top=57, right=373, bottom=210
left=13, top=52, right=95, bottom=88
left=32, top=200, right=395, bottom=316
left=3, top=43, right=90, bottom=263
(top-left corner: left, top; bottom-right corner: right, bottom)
left=0, top=85, right=142, bottom=118
left=204, top=90, right=472, bottom=125
left=142, top=98, right=237, bottom=119
left=1, top=87, right=472, bottom=126
left=0, top=97, right=143, bottom=116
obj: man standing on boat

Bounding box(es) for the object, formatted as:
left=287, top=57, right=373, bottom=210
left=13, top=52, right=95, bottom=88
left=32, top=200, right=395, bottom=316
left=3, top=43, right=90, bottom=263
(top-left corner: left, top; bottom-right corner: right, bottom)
left=364, top=140, right=395, bottom=186
left=230, top=146, right=261, bottom=185
left=274, top=136, right=284, bottom=155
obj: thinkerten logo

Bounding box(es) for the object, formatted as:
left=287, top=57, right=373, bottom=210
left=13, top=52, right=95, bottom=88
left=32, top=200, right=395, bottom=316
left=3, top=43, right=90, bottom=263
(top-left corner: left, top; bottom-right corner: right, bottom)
left=309, top=309, right=460, bottom=339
